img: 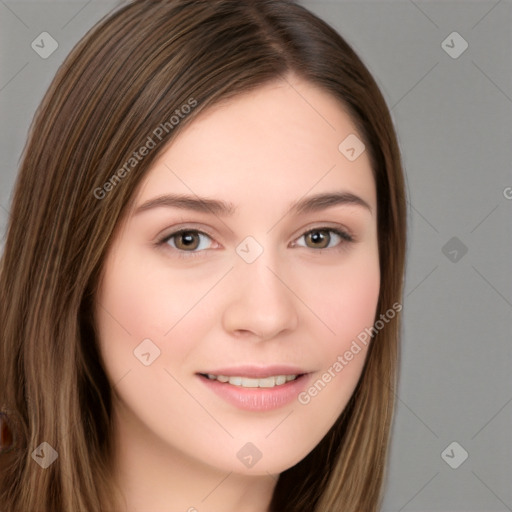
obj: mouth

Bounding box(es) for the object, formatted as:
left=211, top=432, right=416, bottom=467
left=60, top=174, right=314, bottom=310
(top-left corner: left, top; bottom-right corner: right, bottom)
left=196, top=370, right=311, bottom=411
left=198, top=373, right=306, bottom=388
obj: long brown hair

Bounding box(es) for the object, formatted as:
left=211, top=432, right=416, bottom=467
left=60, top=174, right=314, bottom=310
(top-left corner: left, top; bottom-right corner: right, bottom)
left=0, top=1, right=407, bottom=510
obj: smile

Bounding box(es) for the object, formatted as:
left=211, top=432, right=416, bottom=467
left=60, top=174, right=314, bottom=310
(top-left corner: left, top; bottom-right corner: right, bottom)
left=202, top=374, right=300, bottom=388
left=197, top=372, right=311, bottom=411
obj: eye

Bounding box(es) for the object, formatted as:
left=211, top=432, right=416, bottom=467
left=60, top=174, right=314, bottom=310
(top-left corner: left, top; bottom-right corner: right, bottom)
left=160, top=229, right=215, bottom=258
left=294, top=227, right=354, bottom=250
left=157, top=226, right=354, bottom=259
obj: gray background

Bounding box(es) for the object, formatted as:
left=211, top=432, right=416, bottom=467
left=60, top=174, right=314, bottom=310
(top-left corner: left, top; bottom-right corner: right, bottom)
left=1, top=1, right=511, bottom=511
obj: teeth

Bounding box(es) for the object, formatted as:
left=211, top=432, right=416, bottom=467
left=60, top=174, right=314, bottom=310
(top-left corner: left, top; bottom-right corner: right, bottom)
left=205, top=374, right=299, bottom=388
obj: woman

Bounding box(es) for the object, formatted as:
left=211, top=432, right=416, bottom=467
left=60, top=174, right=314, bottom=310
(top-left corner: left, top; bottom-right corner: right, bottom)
left=0, top=0, right=407, bottom=510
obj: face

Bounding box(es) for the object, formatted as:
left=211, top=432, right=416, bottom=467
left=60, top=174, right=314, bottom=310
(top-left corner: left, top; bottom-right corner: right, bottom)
left=95, top=74, right=380, bottom=478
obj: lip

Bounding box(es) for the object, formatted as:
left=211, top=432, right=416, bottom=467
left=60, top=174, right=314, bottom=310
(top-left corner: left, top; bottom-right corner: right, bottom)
left=197, top=364, right=308, bottom=379
left=197, top=370, right=313, bottom=412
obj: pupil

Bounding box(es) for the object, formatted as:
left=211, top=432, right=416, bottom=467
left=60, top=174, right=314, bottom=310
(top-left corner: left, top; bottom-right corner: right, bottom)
left=310, top=231, right=327, bottom=247
left=181, top=232, right=196, bottom=248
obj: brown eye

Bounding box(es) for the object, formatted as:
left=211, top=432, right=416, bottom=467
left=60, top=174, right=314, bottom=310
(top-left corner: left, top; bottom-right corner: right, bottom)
left=158, top=226, right=354, bottom=260
left=172, top=231, right=201, bottom=251
left=299, top=228, right=353, bottom=250
left=304, top=229, right=331, bottom=249
left=157, top=228, right=218, bottom=258
left=160, top=229, right=215, bottom=258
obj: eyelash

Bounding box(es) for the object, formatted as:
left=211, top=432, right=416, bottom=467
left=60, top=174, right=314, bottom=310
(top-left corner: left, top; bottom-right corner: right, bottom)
left=156, top=226, right=355, bottom=259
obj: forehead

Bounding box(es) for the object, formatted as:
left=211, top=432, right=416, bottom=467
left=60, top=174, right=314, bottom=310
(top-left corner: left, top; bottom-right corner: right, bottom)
left=132, top=76, right=376, bottom=215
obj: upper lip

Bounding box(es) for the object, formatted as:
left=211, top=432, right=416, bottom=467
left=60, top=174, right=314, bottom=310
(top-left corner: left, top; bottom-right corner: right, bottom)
left=198, top=365, right=308, bottom=378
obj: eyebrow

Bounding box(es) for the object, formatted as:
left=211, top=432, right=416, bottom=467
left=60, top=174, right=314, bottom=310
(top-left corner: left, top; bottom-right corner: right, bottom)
left=133, top=190, right=373, bottom=217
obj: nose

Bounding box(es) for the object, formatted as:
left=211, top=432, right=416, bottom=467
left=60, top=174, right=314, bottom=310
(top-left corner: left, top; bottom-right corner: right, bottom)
left=221, top=249, right=299, bottom=341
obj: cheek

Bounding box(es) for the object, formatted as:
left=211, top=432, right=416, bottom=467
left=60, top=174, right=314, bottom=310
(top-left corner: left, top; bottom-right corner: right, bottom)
left=299, top=247, right=380, bottom=391
left=94, top=250, right=219, bottom=380
left=98, top=256, right=169, bottom=336
left=331, top=261, right=381, bottom=343
left=300, top=248, right=380, bottom=351
left=293, top=260, right=379, bottom=433
left=96, top=248, right=200, bottom=340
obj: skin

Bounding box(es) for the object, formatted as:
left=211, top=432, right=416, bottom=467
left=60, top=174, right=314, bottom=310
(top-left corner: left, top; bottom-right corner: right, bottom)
left=94, top=72, right=380, bottom=512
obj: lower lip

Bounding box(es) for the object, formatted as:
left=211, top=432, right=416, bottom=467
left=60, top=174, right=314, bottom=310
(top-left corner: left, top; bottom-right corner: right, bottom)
left=198, top=374, right=311, bottom=412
